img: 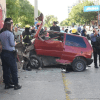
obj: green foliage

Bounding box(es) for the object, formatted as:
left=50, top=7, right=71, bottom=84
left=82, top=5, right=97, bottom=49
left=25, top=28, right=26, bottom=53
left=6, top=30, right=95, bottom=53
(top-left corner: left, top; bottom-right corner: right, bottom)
left=6, top=0, right=41, bottom=27
left=69, top=0, right=97, bottom=25
left=18, top=0, right=35, bottom=27
left=44, top=15, right=58, bottom=28
left=60, top=18, right=72, bottom=26
left=6, top=0, right=20, bottom=24
left=60, top=0, right=97, bottom=26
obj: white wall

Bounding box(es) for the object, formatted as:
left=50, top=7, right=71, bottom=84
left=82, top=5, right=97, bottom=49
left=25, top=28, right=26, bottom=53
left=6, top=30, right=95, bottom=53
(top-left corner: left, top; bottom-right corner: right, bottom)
left=0, top=0, right=6, bottom=21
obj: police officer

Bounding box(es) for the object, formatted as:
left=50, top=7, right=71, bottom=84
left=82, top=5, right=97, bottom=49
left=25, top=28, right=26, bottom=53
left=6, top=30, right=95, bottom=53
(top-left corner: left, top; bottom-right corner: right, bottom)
left=0, top=18, right=22, bottom=90
left=90, top=28, right=100, bottom=68
left=0, top=18, right=14, bottom=85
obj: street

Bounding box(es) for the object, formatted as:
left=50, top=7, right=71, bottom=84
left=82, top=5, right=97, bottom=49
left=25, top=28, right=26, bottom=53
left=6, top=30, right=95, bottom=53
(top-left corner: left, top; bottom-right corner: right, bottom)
left=0, top=60, right=100, bottom=100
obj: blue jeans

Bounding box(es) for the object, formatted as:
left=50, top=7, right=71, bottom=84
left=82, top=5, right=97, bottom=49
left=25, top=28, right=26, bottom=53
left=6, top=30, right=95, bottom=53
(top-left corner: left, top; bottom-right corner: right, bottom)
left=1, top=51, right=18, bottom=85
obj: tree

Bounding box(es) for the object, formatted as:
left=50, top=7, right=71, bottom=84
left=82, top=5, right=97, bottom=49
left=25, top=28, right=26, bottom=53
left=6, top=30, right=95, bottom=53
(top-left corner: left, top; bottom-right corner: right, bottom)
left=69, top=0, right=97, bottom=25
left=44, top=15, right=58, bottom=28
left=6, top=0, right=20, bottom=24
left=18, top=0, right=34, bottom=26
left=6, top=0, right=41, bottom=27
left=60, top=18, right=72, bottom=26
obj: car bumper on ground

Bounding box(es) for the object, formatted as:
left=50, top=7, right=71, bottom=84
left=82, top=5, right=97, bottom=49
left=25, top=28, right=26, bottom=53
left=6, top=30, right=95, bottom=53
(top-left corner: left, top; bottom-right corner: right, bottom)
left=86, top=58, right=93, bottom=65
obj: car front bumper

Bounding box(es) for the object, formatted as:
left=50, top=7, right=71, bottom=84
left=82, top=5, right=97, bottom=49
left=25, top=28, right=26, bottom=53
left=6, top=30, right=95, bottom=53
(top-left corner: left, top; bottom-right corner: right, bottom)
left=86, top=58, right=93, bottom=65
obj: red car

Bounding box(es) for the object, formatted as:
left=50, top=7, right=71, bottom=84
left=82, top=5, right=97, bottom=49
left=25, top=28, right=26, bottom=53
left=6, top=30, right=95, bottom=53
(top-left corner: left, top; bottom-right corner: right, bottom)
left=28, top=13, right=93, bottom=72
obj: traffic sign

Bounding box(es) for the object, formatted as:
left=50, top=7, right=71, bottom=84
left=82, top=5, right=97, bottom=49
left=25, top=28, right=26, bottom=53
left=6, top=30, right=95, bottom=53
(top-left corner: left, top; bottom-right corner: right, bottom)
left=84, top=5, right=100, bottom=12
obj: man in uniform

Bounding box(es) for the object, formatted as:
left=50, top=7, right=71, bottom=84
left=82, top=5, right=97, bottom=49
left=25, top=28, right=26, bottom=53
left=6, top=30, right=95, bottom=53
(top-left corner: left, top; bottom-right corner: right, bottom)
left=22, top=25, right=32, bottom=46
left=90, top=28, right=100, bottom=68
left=22, top=25, right=32, bottom=71
left=0, top=18, right=22, bottom=90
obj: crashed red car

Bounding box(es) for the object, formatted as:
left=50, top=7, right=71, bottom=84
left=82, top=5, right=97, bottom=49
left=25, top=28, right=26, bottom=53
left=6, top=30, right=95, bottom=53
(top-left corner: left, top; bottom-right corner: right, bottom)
left=25, top=13, right=93, bottom=72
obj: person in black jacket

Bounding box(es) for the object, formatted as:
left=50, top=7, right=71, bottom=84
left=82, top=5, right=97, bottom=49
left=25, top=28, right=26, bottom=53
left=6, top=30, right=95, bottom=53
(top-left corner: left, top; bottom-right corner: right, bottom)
left=50, top=21, right=60, bottom=38
left=22, top=25, right=32, bottom=46
left=50, top=21, right=60, bottom=31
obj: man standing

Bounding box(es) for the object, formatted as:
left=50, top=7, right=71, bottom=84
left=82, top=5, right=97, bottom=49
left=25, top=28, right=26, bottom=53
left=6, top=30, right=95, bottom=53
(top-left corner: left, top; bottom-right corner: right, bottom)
left=90, top=28, right=100, bottom=68
left=31, top=26, right=36, bottom=34
left=22, top=25, right=32, bottom=46
left=77, top=25, right=81, bottom=33
left=61, top=27, right=64, bottom=33
left=50, top=21, right=60, bottom=38
left=50, top=21, right=60, bottom=32
left=81, top=25, right=87, bottom=37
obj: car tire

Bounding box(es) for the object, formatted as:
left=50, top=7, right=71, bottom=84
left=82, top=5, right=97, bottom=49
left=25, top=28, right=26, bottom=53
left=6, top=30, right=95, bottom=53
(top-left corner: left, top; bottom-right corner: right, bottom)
left=30, top=55, right=42, bottom=69
left=72, top=58, right=86, bottom=72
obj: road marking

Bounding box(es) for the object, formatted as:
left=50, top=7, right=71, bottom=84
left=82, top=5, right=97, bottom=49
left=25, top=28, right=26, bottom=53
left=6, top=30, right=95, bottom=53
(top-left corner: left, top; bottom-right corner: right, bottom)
left=62, top=73, right=71, bottom=100
left=62, top=73, right=100, bottom=100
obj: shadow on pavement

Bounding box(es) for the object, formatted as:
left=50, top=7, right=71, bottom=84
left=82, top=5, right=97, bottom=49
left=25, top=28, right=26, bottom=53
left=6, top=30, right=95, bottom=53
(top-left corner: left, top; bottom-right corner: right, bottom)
left=42, top=64, right=73, bottom=72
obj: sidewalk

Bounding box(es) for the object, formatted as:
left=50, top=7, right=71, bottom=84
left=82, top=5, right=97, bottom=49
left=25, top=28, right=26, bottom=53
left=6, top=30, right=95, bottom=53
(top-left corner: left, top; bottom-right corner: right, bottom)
left=0, top=68, right=66, bottom=100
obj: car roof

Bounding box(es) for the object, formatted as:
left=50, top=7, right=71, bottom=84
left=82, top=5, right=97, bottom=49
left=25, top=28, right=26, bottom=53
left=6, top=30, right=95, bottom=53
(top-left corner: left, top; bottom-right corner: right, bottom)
left=67, top=33, right=87, bottom=39
left=45, top=30, right=65, bottom=34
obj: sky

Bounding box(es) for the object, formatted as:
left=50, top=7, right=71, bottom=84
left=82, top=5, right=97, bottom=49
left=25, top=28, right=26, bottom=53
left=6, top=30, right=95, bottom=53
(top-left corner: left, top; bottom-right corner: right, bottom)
left=28, top=0, right=77, bottom=23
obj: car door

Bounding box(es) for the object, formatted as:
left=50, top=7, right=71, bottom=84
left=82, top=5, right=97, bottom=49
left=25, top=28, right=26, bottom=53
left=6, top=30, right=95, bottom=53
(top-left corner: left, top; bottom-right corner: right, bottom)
left=61, top=34, right=87, bottom=62
left=34, top=37, right=64, bottom=57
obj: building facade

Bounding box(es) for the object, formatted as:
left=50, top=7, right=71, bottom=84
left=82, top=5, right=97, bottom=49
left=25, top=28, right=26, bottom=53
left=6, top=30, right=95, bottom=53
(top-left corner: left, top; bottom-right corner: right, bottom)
left=68, top=3, right=76, bottom=17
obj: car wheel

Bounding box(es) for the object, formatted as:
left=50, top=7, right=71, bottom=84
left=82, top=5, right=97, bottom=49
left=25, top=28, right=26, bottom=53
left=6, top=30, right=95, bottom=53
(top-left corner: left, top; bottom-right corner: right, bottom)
left=72, top=58, right=86, bottom=72
left=30, top=55, right=42, bottom=69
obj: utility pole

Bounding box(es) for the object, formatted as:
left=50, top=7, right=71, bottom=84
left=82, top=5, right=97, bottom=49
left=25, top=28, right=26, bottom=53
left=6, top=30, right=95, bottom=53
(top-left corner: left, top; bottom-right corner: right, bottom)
left=34, top=0, right=38, bottom=25
left=98, top=0, right=100, bottom=25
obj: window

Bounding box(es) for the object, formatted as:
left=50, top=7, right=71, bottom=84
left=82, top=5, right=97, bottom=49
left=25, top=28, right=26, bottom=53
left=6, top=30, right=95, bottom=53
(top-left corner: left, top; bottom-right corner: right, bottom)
left=65, top=35, right=86, bottom=48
